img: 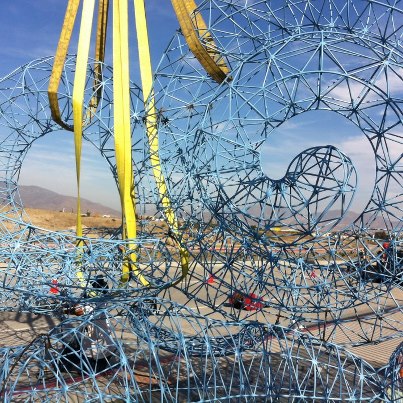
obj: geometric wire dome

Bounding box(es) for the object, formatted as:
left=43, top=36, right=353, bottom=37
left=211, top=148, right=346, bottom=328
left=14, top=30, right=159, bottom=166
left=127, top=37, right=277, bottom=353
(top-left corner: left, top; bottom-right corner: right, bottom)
left=0, top=0, right=402, bottom=401
left=155, top=0, right=403, bottom=328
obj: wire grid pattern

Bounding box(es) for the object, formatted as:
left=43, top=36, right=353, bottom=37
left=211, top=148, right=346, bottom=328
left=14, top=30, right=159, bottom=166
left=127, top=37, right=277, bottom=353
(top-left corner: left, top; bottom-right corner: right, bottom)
left=0, top=0, right=401, bottom=401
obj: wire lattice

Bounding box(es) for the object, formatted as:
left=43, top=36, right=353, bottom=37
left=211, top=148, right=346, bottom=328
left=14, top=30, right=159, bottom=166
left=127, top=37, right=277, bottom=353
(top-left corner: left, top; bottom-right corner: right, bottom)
left=0, top=0, right=402, bottom=401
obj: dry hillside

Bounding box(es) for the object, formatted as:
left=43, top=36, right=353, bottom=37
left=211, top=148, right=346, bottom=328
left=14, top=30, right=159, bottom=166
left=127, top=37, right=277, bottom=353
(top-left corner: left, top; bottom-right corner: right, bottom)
left=24, top=208, right=121, bottom=231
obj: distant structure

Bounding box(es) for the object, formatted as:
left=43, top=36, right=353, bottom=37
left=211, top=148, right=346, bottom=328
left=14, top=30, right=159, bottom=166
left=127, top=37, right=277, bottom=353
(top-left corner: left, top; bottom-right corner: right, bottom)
left=0, top=1, right=401, bottom=402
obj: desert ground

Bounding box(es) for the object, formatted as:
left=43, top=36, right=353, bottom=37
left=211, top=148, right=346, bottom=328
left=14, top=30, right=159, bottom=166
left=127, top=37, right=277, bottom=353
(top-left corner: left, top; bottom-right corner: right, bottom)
left=24, top=208, right=122, bottom=231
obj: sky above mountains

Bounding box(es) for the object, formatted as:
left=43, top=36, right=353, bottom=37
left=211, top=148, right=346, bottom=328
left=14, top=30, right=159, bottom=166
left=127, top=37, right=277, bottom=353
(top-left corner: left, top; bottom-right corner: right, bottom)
left=0, top=1, right=178, bottom=211
left=0, top=1, right=396, bottom=216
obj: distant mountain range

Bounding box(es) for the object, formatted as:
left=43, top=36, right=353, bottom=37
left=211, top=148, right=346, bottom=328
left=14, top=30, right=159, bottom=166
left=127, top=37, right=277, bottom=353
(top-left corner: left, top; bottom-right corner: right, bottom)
left=18, top=185, right=120, bottom=217
left=16, top=185, right=397, bottom=230
left=321, top=209, right=398, bottom=230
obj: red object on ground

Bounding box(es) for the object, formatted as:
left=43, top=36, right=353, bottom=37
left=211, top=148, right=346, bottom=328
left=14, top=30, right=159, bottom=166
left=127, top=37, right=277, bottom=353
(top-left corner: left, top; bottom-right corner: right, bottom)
left=49, top=279, right=59, bottom=294
left=309, top=270, right=317, bottom=279
left=63, top=304, right=85, bottom=316
left=73, top=305, right=85, bottom=316
left=207, top=275, right=215, bottom=284
left=383, top=242, right=390, bottom=249
left=243, top=293, right=264, bottom=311
left=229, top=292, right=263, bottom=311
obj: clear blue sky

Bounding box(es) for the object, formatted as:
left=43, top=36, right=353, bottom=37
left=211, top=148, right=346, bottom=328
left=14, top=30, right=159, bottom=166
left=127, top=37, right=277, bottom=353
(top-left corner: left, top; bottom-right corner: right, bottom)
left=0, top=1, right=382, bottom=214
left=0, top=1, right=177, bottom=78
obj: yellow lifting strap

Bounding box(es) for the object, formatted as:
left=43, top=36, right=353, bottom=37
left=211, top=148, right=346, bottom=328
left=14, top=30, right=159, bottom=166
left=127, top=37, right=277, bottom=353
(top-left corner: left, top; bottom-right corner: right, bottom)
left=171, top=0, right=230, bottom=84
left=114, top=0, right=149, bottom=286
left=72, top=0, right=96, bottom=283
left=48, top=0, right=80, bottom=131
left=50, top=0, right=197, bottom=288
left=134, top=0, right=189, bottom=285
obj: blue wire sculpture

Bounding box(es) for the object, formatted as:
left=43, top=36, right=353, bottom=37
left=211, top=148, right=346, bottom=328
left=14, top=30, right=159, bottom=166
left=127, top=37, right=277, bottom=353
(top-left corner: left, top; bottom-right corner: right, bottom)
left=0, top=0, right=402, bottom=401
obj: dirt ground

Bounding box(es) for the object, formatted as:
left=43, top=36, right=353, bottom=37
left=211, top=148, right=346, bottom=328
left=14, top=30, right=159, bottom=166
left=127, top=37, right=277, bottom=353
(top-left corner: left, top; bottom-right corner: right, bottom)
left=23, top=208, right=122, bottom=231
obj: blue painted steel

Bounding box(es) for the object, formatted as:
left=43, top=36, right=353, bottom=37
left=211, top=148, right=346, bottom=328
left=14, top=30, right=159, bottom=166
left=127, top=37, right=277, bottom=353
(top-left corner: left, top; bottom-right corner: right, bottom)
left=0, top=1, right=401, bottom=401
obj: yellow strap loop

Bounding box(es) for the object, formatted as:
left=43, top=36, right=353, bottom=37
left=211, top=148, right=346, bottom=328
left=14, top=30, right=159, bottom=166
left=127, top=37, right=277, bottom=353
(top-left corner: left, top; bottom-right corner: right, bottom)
left=48, top=0, right=80, bottom=131
left=134, top=0, right=189, bottom=285
left=49, top=0, right=109, bottom=132
left=184, top=0, right=230, bottom=74
left=114, top=0, right=149, bottom=286
left=171, top=0, right=230, bottom=84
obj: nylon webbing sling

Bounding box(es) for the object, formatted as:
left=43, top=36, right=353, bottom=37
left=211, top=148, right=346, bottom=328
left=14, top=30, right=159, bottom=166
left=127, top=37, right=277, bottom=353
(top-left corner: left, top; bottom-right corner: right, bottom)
left=72, top=0, right=96, bottom=283
left=86, top=0, right=110, bottom=122
left=171, top=0, right=230, bottom=84
left=114, top=0, right=149, bottom=286
left=48, top=0, right=80, bottom=131
left=134, top=0, right=189, bottom=285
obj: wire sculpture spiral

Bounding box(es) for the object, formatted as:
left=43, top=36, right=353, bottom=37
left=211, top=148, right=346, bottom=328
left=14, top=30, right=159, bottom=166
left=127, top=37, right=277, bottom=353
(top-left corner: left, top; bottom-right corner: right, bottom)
left=0, top=0, right=402, bottom=401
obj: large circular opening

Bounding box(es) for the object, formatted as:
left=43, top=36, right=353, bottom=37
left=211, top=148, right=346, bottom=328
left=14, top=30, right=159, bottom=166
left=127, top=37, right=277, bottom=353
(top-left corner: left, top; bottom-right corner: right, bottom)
left=19, top=132, right=121, bottom=231
left=261, top=110, right=376, bottom=216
